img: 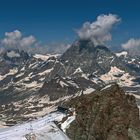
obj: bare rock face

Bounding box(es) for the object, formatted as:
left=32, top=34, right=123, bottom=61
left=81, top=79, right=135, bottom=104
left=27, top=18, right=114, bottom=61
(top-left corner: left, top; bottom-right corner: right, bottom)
left=65, top=84, right=140, bottom=140
left=25, top=133, right=37, bottom=140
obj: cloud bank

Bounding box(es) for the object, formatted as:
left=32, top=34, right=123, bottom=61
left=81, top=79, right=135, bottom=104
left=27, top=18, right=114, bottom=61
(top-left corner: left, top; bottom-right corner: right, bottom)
left=121, top=38, right=140, bottom=56
left=77, top=14, right=121, bottom=45
left=1, top=30, right=37, bottom=52
left=0, top=30, right=69, bottom=54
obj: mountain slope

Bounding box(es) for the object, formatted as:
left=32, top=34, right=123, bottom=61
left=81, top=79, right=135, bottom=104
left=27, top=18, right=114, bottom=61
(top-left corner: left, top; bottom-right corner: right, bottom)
left=0, top=39, right=140, bottom=127
left=64, top=84, right=140, bottom=140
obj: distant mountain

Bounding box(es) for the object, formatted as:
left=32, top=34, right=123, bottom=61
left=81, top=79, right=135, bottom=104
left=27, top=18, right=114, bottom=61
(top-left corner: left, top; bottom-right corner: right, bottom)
left=60, top=39, right=131, bottom=75
left=0, top=39, right=140, bottom=127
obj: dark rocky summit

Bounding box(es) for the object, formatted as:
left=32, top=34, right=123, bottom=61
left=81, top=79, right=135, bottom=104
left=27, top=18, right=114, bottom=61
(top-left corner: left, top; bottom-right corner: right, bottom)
left=64, top=84, right=140, bottom=140
left=60, top=39, right=129, bottom=75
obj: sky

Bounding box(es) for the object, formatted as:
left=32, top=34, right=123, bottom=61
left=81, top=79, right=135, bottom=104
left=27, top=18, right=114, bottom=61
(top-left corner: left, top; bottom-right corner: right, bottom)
left=0, top=0, right=140, bottom=54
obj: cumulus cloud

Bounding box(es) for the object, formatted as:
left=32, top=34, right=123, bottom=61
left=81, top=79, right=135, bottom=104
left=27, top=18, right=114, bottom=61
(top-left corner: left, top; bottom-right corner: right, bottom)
left=77, top=14, right=121, bottom=45
left=20, top=36, right=36, bottom=47
left=1, top=30, right=36, bottom=50
left=0, top=30, right=48, bottom=54
left=121, top=38, right=140, bottom=56
left=5, top=30, right=22, bottom=40
left=0, top=30, right=70, bottom=54
left=2, top=30, right=22, bottom=47
left=7, top=50, right=20, bottom=58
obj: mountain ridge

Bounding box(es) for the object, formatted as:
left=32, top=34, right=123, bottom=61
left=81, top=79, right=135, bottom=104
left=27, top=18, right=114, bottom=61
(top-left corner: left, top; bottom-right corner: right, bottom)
left=0, top=39, right=140, bottom=129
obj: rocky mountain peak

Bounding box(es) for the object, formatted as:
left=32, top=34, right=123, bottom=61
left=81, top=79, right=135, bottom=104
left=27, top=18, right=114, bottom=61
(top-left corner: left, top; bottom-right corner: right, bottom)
left=60, top=39, right=126, bottom=76
left=65, top=84, right=140, bottom=140
left=61, top=39, right=111, bottom=59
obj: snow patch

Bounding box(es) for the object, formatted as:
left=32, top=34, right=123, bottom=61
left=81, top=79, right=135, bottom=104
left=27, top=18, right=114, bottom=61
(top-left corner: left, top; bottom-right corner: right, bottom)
left=81, top=73, right=89, bottom=80
left=61, top=115, right=75, bottom=133
left=38, top=68, right=53, bottom=76
left=128, top=93, right=140, bottom=100
left=34, top=54, right=50, bottom=61
left=101, top=84, right=112, bottom=91
left=67, top=80, right=79, bottom=88
left=59, top=81, right=69, bottom=88
left=16, top=72, right=24, bottom=78
left=83, top=88, right=95, bottom=94
left=20, top=67, right=25, bottom=71
left=34, top=54, right=59, bottom=61
left=116, top=51, right=128, bottom=57
left=0, top=68, right=18, bottom=80
left=100, top=66, right=135, bottom=86
left=28, top=72, right=33, bottom=77
left=92, top=78, right=100, bottom=84
left=28, top=62, right=39, bottom=68
left=73, top=67, right=83, bottom=74
left=24, top=106, right=56, bottom=118
left=39, top=77, right=46, bottom=81
left=24, top=81, right=42, bottom=88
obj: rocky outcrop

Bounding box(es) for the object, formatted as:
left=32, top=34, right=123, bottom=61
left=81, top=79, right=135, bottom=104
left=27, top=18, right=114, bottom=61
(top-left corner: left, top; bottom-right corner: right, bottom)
left=65, top=84, right=140, bottom=140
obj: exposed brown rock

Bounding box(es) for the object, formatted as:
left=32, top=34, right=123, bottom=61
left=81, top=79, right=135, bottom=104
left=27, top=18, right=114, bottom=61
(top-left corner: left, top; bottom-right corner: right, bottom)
left=65, top=84, right=140, bottom=140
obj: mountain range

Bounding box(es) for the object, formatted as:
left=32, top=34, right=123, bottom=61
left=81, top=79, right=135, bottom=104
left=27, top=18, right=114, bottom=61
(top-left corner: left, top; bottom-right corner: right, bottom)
left=0, top=39, right=140, bottom=139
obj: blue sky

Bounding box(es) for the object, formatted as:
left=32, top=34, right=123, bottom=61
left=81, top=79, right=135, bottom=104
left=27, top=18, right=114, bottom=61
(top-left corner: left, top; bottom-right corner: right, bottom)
left=0, top=0, right=140, bottom=53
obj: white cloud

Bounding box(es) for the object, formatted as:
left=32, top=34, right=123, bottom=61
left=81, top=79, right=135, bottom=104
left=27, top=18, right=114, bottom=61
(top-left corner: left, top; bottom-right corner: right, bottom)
left=2, top=30, right=22, bottom=47
left=121, top=38, right=140, bottom=56
left=77, top=14, right=121, bottom=45
left=20, top=35, right=36, bottom=47
left=7, top=50, right=20, bottom=58
left=0, top=30, right=70, bottom=54
left=1, top=30, right=36, bottom=47
left=5, top=30, right=22, bottom=39
left=1, top=30, right=37, bottom=52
